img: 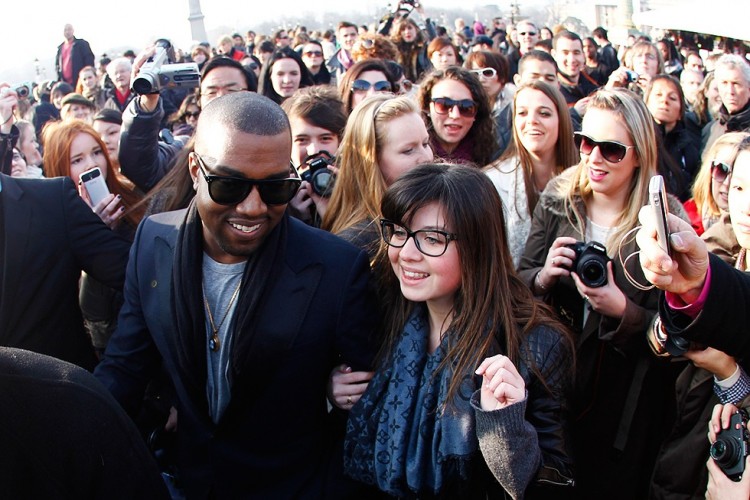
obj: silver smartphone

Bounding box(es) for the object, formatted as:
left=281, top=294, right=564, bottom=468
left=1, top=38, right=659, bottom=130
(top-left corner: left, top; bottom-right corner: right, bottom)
left=649, top=175, right=672, bottom=258
left=79, top=167, right=110, bottom=207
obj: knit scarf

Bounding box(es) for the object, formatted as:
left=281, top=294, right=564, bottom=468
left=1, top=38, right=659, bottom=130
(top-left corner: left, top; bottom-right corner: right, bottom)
left=343, top=305, right=478, bottom=496
left=170, top=201, right=288, bottom=417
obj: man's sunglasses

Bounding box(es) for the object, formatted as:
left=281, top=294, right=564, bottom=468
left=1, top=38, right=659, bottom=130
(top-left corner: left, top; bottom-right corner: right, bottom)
left=470, top=68, right=497, bottom=79
left=430, top=97, right=477, bottom=118
left=519, top=31, right=537, bottom=36
left=351, top=79, right=392, bottom=93
left=711, top=160, right=733, bottom=183
left=574, top=132, right=634, bottom=163
left=193, top=153, right=300, bottom=206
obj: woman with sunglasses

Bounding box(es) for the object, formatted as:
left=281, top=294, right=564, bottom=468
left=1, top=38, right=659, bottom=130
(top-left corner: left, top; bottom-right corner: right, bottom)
left=518, top=88, right=688, bottom=498
left=338, top=59, right=398, bottom=115
left=300, top=40, right=332, bottom=85
left=168, top=94, right=200, bottom=137
left=418, top=66, right=498, bottom=166
left=343, top=163, right=574, bottom=498
left=258, top=47, right=314, bottom=105
left=684, top=132, right=750, bottom=235
left=464, top=50, right=514, bottom=157
left=485, top=81, right=578, bottom=267
left=322, top=94, right=433, bottom=258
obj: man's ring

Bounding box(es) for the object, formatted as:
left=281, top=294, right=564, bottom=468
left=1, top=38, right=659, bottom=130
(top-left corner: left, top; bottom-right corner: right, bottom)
left=347, top=396, right=352, bottom=405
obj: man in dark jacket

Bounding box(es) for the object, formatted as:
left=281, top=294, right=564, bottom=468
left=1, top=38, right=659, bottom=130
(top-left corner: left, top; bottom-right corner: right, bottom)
left=552, top=31, right=599, bottom=107
left=701, top=54, right=750, bottom=158
left=55, top=24, right=95, bottom=86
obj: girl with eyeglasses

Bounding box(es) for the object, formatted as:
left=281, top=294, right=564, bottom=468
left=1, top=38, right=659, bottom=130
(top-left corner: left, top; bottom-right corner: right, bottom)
left=300, top=40, right=332, bottom=85
left=518, top=88, right=689, bottom=498
left=418, top=67, right=498, bottom=166
left=684, top=132, right=750, bottom=236
left=342, top=163, right=574, bottom=497
left=338, top=59, right=398, bottom=114
left=484, top=81, right=578, bottom=267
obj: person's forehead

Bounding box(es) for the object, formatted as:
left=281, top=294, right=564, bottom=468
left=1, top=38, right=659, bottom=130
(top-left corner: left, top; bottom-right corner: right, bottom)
left=524, top=60, right=556, bottom=75
left=202, top=67, right=245, bottom=87
left=518, top=22, right=536, bottom=32
left=197, top=128, right=291, bottom=172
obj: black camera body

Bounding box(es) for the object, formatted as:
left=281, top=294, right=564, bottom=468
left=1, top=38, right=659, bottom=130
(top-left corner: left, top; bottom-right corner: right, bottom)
left=301, top=151, right=335, bottom=197
left=132, top=39, right=200, bottom=95
left=710, top=409, right=750, bottom=481
left=565, top=241, right=611, bottom=288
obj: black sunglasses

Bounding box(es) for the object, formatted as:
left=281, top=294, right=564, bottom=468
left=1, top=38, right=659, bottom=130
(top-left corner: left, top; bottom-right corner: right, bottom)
left=380, top=219, right=458, bottom=257
left=430, top=97, right=477, bottom=118
left=574, top=132, right=634, bottom=163
left=711, top=160, right=732, bottom=183
left=193, top=153, right=300, bottom=206
left=519, top=31, right=537, bottom=36
left=351, top=79, right=392, bottom=93
left=185, top=111, right=200, bottom=118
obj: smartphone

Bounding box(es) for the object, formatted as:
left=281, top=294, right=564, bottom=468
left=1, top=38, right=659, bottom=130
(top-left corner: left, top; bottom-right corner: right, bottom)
left=79, top=168, right=110, bottom=207
left=649, top=175, right=672, bottom=258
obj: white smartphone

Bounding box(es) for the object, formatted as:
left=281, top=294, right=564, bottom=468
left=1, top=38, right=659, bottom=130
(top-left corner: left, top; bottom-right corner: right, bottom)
left=649, top=175, right=672, bottom=258
left=79, top=168, right=110, bottom=207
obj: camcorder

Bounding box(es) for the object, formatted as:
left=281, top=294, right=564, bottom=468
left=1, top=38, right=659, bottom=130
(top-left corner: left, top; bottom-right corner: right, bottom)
left=565, top=241, right=611, bottom=288
left=301, top=151, right=336, bottom=197
left=710, top=409, right=750, bottom=481
left=132, top=39, right=200, bottom=95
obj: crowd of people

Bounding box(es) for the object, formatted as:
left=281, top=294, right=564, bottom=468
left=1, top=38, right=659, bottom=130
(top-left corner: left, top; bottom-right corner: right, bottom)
left=1, top=3, right=750, bottom=498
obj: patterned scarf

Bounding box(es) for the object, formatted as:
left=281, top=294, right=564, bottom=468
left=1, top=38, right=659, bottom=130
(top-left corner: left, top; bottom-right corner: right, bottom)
left=344, top=305, right=478, bottom=496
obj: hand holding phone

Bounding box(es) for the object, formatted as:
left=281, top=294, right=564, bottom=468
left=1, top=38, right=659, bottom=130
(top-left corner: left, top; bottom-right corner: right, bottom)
left=79, top=167, right=110, bottom=207
left=649, top=175, right=672, bottom=258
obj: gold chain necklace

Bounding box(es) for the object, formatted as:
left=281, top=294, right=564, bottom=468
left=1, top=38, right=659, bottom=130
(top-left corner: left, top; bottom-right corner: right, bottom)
left=202, top=279, right=242, bottom=352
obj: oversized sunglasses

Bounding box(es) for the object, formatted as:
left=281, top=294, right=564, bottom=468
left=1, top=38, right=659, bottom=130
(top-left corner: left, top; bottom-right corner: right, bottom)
left=470, top=68, right=497, bottom=79
left=351, top=79, right=392, bottom=93
left=711, top=160, right=732, bottom=183
left=379, top=219, right=458, bottom=257
left=519, top=31, right=537, bottom=36
left=185, top=110, right=200, bottom=118
left=193, top=153, right=300, bottom=206
left=430, top=97, right=477, bottom=118
left=574, top=132, right=634, bottom=163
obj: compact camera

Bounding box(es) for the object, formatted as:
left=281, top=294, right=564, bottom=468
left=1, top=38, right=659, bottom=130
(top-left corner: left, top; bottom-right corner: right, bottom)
left=132, top=39, right=200, bottom=95
left=565, top=241, right=611, bottom=288
left=624, top=70, right=639, bottom=83
left=710, top=409, right=750, bottom=482
left=301, top=151, right=336, bottom=197
left=1, top=83, right=32, bottom=99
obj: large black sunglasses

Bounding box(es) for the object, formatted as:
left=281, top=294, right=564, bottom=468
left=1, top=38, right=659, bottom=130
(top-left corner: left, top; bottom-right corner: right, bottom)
left=430, top=97, right=478, bottom=118
left=351, top=79, right=392, bottom=93
left=193, top=153, right=300, bottom=206
left=574, top=132, right=635, bottom=163
left=379, top=219, right=458, bottom=257
left=710, top=160, right=732, bottom=183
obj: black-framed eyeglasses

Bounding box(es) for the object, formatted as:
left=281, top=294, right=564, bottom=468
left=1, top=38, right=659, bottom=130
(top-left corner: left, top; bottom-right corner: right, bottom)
left=470, top=68, right=497, bottom=79
left=430, top=97, right=477, bottom=118
left=574, top=132, right=634, bottom=163
left=351, top=79, right=392, bottom=93
left=379, top=219, right=458, bottom=257
left=193, top=153, right=300, bottom=206
left=711, top=160, right=733, bottom=183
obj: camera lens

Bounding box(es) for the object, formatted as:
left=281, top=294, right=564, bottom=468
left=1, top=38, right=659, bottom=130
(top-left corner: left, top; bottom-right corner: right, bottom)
left=579, top=258, right=607, bottom=288
left=311, top=169, right=334, bottom=197
left=711, top=438, right=741, bottom=468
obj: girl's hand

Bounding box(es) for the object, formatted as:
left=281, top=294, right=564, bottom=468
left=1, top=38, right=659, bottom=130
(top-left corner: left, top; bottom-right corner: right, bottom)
left=536, top=236, right=579, bottom=291
left=327, top=364, right=374, bottom=410
left=475, top=355, right=526, bottom=411
left=706, top=455, right=750, bottom=500
left=571, top=261, right=627, bottom=318
left=87, top=193, right=124, bottom=229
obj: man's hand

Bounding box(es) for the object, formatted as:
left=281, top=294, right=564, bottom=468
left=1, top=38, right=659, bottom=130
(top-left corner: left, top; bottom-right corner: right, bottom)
left=636, top=206, right=709, bottom=303
left=327, top=364, right=374, bottom=410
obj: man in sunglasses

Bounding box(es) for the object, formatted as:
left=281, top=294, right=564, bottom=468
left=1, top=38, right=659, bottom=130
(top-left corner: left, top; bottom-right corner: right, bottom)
left=508, top=20, right=540, bottom=79
left=95, top=91, right=376, bottom=498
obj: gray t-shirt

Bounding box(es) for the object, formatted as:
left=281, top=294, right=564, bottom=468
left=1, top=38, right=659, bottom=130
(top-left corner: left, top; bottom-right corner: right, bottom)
left=202, top=253, right=245, bottom=423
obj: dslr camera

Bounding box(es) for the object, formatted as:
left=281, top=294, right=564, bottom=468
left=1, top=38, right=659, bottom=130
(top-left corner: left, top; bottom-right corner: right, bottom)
left=710, top=409, right=750, bottom=481
left=565, top=241, right=611, bottom=288
left=301, top=151, right=336, bottom=197
left=132, top=39, right=200, bottom=95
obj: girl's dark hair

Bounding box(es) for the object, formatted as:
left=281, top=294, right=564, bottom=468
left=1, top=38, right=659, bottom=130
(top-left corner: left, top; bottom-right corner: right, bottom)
left=338, top=59, right=398, bottom=114
left=258, top=47, right=314, bottom=104
left=417, top=67, right=497, bottom=165
left=374, top=163, right=572, bottom=406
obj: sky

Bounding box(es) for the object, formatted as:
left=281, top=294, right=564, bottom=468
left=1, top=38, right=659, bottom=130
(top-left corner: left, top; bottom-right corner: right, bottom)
left=0, top=0, right=502, bottom=83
